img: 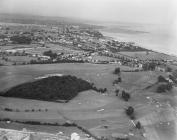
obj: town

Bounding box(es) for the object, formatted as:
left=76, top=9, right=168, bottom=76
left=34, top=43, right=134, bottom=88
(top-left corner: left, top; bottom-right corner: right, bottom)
left=1, top=22, right=176, bottom=72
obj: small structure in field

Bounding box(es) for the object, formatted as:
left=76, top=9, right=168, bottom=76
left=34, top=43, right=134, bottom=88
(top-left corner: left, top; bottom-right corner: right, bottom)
left=71, top=133, right=80, bottom=140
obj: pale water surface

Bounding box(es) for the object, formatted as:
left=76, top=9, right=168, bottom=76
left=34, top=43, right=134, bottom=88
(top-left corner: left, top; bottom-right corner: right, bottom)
left=100, top=22, right=177, bottom=55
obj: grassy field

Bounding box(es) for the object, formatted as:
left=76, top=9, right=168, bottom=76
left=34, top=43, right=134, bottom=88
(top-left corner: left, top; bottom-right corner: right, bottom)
left=0, top=63, right=177, bottom=140
left=0, top=63, right=135, bottom=92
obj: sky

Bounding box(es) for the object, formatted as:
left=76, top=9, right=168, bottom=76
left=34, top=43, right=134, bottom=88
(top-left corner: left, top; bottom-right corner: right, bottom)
left=0, top=0, right=176, bottom=25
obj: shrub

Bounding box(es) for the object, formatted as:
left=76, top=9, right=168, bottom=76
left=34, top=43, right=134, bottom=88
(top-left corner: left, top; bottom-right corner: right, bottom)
left=4, top=108, right=13, bottom=112
left=122, top=91, right=130, bottom=101
left=156, top=84, right=166, bottom=93
left=158, top=75, right=168, bottom=83
left=136, top=121, right=142, bottom=129
left=118, top=77, right=122, bottom=82
left=116, top=138, right=129, bottom=140
left=126, top=106, right=134, bottom=119
left=166, top=67, right=172, bottom=72
left=113, top=77, right=122, bottom=85
left=157, top=83, right=173, bottom=93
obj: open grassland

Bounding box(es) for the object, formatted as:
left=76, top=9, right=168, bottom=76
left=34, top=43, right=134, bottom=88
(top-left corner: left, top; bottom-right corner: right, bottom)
left=119, top=71, right=166, bottom=91
left=0, top=43, right=83, bottom=54
left=0, top=63, right=134, bottom=92
left=0, top=90, right=131, bottom=138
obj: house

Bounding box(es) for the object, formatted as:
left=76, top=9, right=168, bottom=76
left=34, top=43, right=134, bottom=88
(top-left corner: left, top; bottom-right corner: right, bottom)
left=5, top=49, right=17, bottom=53
left=155, top=65, right=166, bottom=72
left=38, top=55, right=50, bottom=61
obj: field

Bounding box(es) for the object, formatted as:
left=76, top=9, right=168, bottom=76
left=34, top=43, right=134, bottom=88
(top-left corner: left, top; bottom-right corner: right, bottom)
left=0, top=43, right=85, bottom=65
left=0, top=63, right=135, bottom=92
left=0, top=63, right=177, bottom=140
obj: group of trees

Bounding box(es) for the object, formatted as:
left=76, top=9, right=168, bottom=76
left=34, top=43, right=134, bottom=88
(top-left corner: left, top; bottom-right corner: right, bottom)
left=43, top=50, right=57, bottom=59
left=93, top=87, right=107, bottom=93
left=115, top=90, right=130, bottom=102
left=142, top=62, right=156, bottom=71
left=3, top=107, right=48, bottom=112
left=113, top=67, right=122, bottom=85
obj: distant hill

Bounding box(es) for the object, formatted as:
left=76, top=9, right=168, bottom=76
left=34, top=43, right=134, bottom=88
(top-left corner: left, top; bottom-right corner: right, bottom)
left=0, top=13, right=103, bottom=29
left=0, top=75, right=97, bottom=102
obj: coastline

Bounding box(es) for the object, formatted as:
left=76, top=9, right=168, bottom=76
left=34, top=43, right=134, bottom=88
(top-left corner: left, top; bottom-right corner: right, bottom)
left=100, top=30, right=176, bottom=56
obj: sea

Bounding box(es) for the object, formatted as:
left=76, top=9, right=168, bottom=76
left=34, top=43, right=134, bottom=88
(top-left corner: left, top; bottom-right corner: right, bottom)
left=98, top=22, right=177, bottom=56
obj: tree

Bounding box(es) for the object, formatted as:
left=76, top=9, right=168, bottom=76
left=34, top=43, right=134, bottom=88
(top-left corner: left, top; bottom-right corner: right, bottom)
left=113, top=67, right=121, bottom=75
left=125, top=106, right=135, bottom=120
left=126, top=106, right=134, bottom=116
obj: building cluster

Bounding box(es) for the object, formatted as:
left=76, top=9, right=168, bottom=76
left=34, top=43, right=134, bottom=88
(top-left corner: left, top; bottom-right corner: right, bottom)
left=0, top=128, right=94, bottom=140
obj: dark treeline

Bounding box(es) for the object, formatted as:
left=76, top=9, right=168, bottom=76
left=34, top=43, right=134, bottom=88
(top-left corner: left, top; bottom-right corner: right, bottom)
left=0, top=75, right=107, bottom=102
left=43, top=50, right=57, bottom=59
left=0, top=118, right=100, bottom=140
left=10, top=35, right=32, bottom=44
left=29, top=59, right=85, bottom=65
